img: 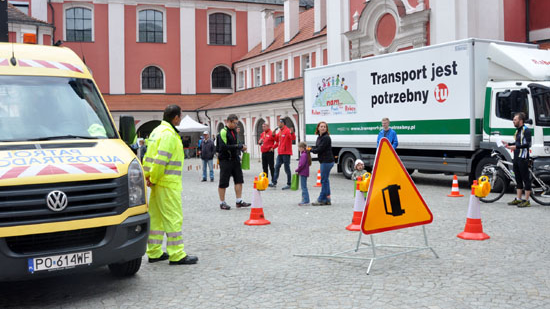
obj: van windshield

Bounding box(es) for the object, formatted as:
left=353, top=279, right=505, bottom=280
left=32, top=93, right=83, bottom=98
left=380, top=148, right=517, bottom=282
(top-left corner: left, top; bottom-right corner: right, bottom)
left=0, top=76, right=117, bottom=142
left=530, top=83, right=550, bottom=127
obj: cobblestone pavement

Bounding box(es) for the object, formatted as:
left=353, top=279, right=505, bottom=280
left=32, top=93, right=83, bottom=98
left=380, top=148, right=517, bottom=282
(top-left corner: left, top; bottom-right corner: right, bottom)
left=1, top=158, right=549, bottom=309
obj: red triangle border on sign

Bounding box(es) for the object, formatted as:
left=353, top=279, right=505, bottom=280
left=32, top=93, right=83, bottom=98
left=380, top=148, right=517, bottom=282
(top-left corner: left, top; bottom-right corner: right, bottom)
left=360, top=137, right=433, bottom=235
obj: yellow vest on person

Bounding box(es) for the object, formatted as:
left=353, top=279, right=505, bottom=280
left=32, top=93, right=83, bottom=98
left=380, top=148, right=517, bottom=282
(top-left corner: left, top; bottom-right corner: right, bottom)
left=142, top=120, right=184, bottom=190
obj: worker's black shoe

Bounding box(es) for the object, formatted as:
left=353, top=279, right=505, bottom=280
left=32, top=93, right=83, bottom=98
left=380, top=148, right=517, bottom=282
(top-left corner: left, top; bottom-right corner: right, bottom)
left=236, top=201, right=251, bottom=208
left=148, top=252, right=169, bottom=263
left=169, top=255, right=198, bottom=265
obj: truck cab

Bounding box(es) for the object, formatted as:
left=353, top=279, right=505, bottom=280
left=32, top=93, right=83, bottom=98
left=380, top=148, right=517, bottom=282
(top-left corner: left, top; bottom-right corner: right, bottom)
left=0, top=43, right=149, bottom=281
left=483, top=43, right=550, bottom=172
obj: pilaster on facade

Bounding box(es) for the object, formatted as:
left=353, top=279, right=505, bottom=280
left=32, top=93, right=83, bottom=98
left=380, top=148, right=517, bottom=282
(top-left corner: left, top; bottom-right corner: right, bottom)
left=287, top=54, right=294, bottom=79
left=181, top=2, right=197, bottom=94
left=108, top=1, right=125, bottom=94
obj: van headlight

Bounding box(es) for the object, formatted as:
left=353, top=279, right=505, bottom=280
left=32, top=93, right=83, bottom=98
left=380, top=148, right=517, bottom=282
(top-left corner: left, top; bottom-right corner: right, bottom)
left=128, top=159, right=146, bottom=207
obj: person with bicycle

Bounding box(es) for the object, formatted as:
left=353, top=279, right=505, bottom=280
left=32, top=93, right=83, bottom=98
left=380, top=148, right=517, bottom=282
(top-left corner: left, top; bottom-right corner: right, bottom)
left=506, top=112, right=532, bottom=208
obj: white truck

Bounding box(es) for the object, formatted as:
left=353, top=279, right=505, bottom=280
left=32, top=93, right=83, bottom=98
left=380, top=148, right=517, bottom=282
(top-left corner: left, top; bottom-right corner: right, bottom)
left=304, top=38, right=550, bottom=184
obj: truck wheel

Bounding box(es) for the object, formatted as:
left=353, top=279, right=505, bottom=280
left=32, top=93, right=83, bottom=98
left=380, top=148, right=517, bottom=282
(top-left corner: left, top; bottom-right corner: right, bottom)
left=108, top=257, right=142, bottom=277
left=340, top=153, right=356, bottom=179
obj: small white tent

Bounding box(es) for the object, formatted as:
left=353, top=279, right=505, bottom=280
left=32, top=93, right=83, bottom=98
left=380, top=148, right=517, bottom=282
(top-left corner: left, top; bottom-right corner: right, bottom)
left=176, top=115, right=209, bottom=133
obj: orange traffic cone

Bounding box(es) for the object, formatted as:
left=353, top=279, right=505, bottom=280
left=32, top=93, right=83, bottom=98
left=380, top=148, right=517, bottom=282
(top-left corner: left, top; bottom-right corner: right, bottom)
left=457, top=180, right=490, bottom=240
left=346, top=178, right=365, bottom=231
left=447, top=175, right=464, bottom=197
left=314, top=169, right=322, bottom=187
left=245, top=177, right=271, bottom=226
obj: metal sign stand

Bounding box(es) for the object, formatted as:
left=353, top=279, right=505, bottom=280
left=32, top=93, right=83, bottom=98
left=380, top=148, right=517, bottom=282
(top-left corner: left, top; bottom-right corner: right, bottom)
left=295, top=225, right=439, bottom=275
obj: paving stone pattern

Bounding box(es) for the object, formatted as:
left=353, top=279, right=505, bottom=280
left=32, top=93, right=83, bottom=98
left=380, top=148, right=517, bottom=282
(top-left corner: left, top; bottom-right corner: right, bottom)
left=1, top=158, right=549, bottom=309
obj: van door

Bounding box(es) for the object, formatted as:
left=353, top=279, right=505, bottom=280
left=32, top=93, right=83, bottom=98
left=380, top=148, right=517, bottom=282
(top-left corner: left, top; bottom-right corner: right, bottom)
left=487, top=84, right=531, bottom=151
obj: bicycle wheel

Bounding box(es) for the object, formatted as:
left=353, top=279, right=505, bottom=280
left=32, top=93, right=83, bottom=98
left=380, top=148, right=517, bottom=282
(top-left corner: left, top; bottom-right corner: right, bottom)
left=530, top=171, right=550, bottom=206
left=479, top=174, right=506, bottom=203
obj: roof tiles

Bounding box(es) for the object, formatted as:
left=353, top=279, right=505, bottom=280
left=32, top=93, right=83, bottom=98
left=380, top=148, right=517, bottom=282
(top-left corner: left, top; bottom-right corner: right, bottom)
left=103, top=94, right=229, bottom=112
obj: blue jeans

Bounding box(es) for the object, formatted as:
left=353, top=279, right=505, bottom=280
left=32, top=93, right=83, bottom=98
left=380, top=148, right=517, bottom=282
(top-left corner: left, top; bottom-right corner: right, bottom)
left=300, top=175, right=309, bottom=203
left=318, top=162, right=334, bottom=202
left=202, top=159, right=214, bottom=180
left=273, top=154, right=291, bottom=186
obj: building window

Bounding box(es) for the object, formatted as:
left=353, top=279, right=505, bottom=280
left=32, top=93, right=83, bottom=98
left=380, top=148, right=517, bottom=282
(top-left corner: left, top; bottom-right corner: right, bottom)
left=209, top=13, right=232, bottom=45
left=301, top=54, right=310, bottom=76
left=139, top=9, right=163, bottom=43
left=9, top=1, right=29, bottom=15
left=275, top=61, right=283, bottom=82
left=66, top=7, right=92, bottom=42
left=275, top=15, right=284, bottom=27
left=254, top=67, right=261, bottom=87
left=212, top=66, right=231, bottom=89
left=142, top=66, right=164, bottom=91
left=237, top=71, right=245, bottom=90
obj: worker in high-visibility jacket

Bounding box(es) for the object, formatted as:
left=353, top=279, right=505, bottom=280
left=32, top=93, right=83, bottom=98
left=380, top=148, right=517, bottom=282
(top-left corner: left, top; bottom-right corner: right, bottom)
left=142, top=105, right=198, bottom=265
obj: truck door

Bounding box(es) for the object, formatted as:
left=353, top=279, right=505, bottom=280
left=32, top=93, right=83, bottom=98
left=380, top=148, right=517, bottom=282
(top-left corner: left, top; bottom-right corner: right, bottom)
left=487, top=86, right=531, bottom=150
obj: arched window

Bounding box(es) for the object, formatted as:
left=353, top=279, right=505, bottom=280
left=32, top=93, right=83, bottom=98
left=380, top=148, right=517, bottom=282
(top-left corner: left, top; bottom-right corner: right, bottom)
left=139, top=9, right=163, bottom=43
left=66, top=7, right=92, bottom=42
left=209, top=13, right=232, bottom=45
left=255, top=119, right=266, bottom=145
left=142, top=66, right=164, bottom=91
left=212, top=66, right=231, bottom=89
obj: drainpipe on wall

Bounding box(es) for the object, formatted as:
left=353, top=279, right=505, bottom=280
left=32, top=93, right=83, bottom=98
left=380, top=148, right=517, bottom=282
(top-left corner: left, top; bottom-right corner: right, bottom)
left=525, top=0, right=530, bottom=43
left=204, top=110, right=212, bottom=132
left=48, top=0, right=55, bottom=42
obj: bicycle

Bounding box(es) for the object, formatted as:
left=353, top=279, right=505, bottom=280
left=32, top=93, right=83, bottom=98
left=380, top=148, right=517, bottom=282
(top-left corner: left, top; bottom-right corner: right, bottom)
left=479, top=149, right=550, bottom=205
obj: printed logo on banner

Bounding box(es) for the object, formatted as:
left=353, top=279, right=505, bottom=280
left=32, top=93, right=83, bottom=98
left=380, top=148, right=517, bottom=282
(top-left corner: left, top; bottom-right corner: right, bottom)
left=312, top=72, right=357, bottom=116
left=434, top=83, right=449, bottom=103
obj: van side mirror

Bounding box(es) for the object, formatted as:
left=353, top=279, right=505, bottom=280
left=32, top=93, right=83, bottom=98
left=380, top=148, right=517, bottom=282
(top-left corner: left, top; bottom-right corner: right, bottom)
left=526, top=118, right=533, bottom=125
left=119, top=115, right=137, bottom=146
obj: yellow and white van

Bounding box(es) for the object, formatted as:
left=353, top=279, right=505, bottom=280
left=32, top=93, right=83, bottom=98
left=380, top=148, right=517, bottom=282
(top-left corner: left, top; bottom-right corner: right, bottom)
left=0, top=43, right=149, bottom=280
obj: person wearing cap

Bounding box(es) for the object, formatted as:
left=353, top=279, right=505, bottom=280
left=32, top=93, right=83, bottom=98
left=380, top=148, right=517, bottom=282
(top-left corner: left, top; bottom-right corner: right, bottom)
left=198, top=130, right=215, bottom=182
left=351, top=159, right=366, bottom=181
left=270, top=118, right=296, bottom=190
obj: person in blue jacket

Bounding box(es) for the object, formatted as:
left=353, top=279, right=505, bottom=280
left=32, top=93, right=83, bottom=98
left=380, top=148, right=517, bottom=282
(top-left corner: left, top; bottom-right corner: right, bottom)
left=377, top=117, right=398, bottom=148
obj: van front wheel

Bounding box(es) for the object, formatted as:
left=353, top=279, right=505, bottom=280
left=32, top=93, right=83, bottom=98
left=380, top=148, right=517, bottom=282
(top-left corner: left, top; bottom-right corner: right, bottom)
left=109, top=257, right=142, bottom=277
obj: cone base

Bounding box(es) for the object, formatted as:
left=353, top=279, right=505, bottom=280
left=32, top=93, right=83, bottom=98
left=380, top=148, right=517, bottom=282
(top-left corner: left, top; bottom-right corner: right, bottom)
left=447, top=193, right=464, bottom=197
left=457, top=231, right=490, bottom=240
left=244, top=219, right=271, bottom=225
left=345, top=223, right=361, bottom=231
left=314, top=184, right=322, bottom=187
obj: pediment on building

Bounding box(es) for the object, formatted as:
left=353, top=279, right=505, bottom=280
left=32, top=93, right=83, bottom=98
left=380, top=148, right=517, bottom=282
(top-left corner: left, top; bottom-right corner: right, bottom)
left=345, top=0, right=429, bottom=59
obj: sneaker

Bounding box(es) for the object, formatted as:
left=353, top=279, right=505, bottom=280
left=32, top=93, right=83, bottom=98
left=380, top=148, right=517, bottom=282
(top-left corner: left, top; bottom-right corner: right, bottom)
left=148, top=252, right=169, bottom=263
left=268, top=183, right=276, bottom=188
left=507, top=198, right=522, bottom=206
left=298, top=202, right=310, bottom=206
left=518, top=200, right=531, bottom=208
left=169, top=255, right=198, bottom=265
left=220, top=202, right=231, bottom=210
left=312, top=201, right=329, bottom=206
left=281, top=185, right=291, bottom=190
left=236, top=201, right=251, bottom=208
left=201, top=179, right=207, bottom=182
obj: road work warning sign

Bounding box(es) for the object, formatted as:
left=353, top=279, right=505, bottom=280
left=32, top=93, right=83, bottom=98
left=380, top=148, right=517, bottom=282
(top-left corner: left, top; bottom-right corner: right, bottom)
left=361, top=138, right=433, bottom=235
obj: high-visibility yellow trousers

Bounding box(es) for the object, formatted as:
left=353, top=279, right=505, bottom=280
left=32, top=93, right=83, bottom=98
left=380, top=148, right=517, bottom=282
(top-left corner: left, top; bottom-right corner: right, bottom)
left=146, top=184, right=186, bottom=262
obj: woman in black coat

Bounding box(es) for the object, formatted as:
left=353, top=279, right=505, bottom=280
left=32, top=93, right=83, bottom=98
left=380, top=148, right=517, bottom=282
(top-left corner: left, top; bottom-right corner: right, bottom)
left=309, top=121, right=334, bottom=205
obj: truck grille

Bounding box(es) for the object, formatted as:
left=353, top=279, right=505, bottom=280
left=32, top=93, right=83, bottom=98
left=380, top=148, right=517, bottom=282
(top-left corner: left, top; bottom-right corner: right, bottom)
left=0, top=176, right=128, bottom=227
left=5, top=226, right=107, bottom=254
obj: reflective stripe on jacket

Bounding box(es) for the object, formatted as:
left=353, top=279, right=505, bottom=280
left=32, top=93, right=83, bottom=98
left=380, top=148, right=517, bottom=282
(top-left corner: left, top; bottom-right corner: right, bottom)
left=143, top=120, right=184, bottom=190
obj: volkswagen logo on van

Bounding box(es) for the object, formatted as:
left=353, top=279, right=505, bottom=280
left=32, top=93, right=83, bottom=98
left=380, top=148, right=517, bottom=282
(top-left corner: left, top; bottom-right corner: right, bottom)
left=46, top=191, right=68, bottom=212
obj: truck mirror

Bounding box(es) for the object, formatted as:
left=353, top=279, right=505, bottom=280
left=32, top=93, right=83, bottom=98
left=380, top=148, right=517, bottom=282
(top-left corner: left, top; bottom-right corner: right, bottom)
left=120, top=115, right=137, bottom=146
left=526, top=118, right=533, bottom=125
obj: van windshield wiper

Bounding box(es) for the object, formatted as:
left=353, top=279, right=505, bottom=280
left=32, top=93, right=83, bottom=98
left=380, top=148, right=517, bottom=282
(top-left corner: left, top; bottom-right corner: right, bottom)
left=27, top=135, right=98, bottom=141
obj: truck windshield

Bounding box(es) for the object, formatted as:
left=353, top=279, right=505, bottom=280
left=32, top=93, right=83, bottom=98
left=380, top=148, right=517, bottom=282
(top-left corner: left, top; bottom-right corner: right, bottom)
left=0, top=76, right=117, bottom=142
left=530, top=83, right=550, bottom=127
